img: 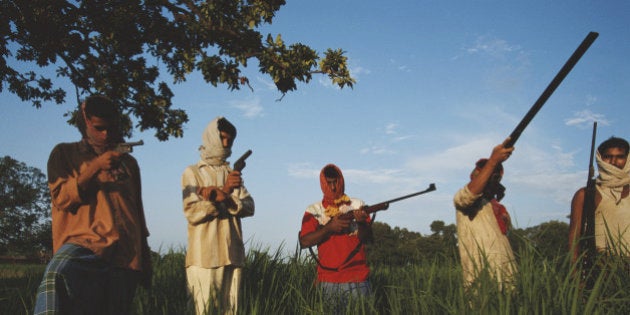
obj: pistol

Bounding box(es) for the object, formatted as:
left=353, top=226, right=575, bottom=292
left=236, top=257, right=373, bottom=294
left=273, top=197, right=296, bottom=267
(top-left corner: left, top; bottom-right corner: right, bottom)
left=233, top=150, right=252, bottom=172
left=113, top=140, right=144, bottom=153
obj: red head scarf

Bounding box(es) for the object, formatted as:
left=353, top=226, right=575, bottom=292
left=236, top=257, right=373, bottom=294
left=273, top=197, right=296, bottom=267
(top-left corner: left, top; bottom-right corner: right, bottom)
left=320, top=164, right=347, bottom=208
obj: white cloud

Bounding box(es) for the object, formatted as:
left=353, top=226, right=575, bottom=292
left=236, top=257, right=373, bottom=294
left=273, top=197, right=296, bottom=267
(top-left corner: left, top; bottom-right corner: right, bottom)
left=407, top=137, right=497, bottom=175
left=230, top=97, right=264, bottom=118
left=360, top=145, right=396, bottom=155
left=466, top=36, right=521, bottom=58
left=565, top=110, right=609, bottom=128
left=287, top=163, right=319, bottom=178
left=385, top=123, right=398, bottom=135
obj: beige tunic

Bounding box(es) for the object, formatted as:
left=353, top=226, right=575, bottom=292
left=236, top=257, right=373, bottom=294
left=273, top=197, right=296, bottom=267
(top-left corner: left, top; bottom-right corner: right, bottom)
left=594, top=185, right=630, bottom=256
left=182, top=160, right=254, bottom=268
left=454, top=185, right=516, bottom=286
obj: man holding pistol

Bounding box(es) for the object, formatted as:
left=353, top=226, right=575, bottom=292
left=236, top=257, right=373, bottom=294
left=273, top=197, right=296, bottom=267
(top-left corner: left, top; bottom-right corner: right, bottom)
left=34, top=95, right=152, bottom=314
left=299, top=164, right=387, bottom=311
left=181, top=116, right=254, bottom=315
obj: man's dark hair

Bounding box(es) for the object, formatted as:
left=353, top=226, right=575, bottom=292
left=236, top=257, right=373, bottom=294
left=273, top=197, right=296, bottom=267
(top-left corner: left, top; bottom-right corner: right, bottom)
left=323, top=165, right=339, bottom=178
left=598, top=136, right=629, bottom=156
left=77, top=95, right=120, bottom=139
left=217, top=117, right=237, bottom=139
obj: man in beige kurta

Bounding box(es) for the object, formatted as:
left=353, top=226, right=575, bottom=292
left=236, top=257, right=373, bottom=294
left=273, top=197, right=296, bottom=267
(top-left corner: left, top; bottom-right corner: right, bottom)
left=182, top=116, right=254, bottom=315
left=570, top=136, right=630, bottom=260
left=453, top=138, right=517, bottom=289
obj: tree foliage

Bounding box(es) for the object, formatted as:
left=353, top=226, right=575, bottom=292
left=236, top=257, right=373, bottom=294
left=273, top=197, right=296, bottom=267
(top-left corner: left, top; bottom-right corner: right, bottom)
left=509, top=220, right=569, bottom=262
left=1, top=0, right=355, bottom=140
left=367, top=220, right=458, bottom=266
left=0, top=156, right=51, bottom=255
left=367, top=219, right=570, bottom=267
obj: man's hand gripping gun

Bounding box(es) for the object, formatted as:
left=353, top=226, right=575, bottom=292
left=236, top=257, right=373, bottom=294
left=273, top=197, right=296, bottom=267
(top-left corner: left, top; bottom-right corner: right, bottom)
left=108, top=140, right=144, bottom=181
left=337, top=183, right=437, bottom=220
left=113, top=140, right=144, bottom=153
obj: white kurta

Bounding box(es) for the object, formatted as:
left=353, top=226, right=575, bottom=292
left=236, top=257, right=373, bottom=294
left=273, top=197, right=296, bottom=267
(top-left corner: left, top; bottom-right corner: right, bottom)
left=453, top=185, right=516, bottom=287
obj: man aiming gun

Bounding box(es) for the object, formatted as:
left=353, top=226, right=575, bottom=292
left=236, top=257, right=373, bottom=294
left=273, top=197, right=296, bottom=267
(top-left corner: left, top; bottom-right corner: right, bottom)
left=299, top=164, right=387, bottom=314
left=454, top=139, right=517, bottom=290
left=34, top=95, right=152, bottom=314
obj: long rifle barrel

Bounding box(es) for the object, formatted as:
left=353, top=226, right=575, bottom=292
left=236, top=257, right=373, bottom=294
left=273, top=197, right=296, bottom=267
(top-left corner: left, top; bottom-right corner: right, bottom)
left=380, top=183, right=436, bottom=205
left=587, top=121, right=598, bottom=182
left=505, top=32, right=598, bottom=148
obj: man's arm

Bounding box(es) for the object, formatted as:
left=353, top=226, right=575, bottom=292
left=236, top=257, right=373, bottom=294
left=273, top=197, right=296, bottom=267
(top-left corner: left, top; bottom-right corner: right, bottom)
left=299, top=215, right=351, bottom=248
left=77, top=151, right=123, bottom=191
left=568, top=188, right=585, bottom=263
left=181, top=167, right=224, bottom=225
left=354, top=209, right=373, bottom=243
left=467, top=138, right=514, bottom=195
left=48, top=144, right=122, bottom=212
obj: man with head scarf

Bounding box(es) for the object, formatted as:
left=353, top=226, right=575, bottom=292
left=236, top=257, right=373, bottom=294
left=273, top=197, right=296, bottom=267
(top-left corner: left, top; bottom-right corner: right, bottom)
left=453, top=138, right=517, bottom=289
left=299, top=164, right=387, bottom=311
left=181, top=116, right=254, bottom=315
left=569, top=136, right=630, bottom=260
left=34, top=95, right=152, bottom=315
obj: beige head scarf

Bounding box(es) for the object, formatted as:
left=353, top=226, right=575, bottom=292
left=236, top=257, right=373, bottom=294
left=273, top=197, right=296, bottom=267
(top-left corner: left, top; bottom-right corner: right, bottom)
left=596, top=151, right=630, bottom=204
left=199, top=116, right=232, bottom=166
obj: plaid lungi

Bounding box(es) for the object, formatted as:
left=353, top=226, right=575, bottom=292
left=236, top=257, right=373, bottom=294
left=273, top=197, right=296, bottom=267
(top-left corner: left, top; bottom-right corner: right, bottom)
left=33, top=243, right=139, bottom=315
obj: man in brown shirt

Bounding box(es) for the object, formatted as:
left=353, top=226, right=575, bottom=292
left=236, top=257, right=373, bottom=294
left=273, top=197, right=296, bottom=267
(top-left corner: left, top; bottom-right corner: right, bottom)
left=34, top=95, right=151, bottom=315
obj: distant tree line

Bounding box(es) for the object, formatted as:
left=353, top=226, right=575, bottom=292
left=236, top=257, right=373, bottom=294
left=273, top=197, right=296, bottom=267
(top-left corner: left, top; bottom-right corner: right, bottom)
left=1, top=155, right=570, bottom=265
left=367, top=219, right=569, bottom=267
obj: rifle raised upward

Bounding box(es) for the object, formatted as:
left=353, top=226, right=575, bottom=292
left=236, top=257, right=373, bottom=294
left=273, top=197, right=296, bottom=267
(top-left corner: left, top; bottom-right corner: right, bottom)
left=505, top=32, right=598, bottom=148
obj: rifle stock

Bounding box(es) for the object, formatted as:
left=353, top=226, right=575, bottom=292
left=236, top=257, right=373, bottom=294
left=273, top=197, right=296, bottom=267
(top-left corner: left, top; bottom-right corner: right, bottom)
left=579, top=121, right=597, bottom=288
left=337, top=183, right=436, bottom=220
left=505, top=32, right=598, bottom=148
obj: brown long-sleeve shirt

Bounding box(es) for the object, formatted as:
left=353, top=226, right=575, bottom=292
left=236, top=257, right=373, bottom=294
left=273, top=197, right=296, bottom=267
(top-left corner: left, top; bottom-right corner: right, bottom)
left=47, top=141, right=150, bottom=271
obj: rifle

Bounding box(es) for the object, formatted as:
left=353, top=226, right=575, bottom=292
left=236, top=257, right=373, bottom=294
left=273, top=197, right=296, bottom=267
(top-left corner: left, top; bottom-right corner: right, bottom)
left=113, top=140, right=144, bottom=153
left=579, top=121, right=598, bottom=289
left=307, top=183, right=437, bottom=272
left=505, top=32, right=598, bottom=148
left=337, top=183, right=436, bottom=220
left=233, top=149, right=252, bottom=172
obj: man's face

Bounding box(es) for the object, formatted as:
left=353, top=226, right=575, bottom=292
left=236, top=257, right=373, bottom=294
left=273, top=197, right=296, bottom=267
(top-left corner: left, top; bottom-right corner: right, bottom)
left=85, top=115, right=113, bottom=146
left=602, top=147, right=628, bottom=169
left=325, top=177, right=339, bottom=193
left=220, top=131, right=234, bottom=148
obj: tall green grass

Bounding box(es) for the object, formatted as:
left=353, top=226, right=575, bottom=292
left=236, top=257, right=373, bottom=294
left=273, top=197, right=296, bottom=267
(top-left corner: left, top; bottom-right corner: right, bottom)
left=2, top=241, right=630, bottom=314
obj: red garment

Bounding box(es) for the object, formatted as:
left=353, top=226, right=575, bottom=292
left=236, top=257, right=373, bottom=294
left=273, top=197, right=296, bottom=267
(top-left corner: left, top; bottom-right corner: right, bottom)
left=300, top=212, right=370, bottom=283
left=490, top=199, right=509, bottom=235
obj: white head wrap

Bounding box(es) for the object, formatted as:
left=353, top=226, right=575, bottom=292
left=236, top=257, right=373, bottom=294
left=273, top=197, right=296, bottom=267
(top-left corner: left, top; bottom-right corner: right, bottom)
left=199, top=116, right=232, bottom=166
left=596, top=151, right=630, bottom=204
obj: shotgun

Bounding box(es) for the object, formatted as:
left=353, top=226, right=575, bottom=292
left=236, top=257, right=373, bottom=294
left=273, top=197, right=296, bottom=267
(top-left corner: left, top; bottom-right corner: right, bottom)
left=579, top=121, right=598, bottom=289
left=505, top=32, right=598, bottom=148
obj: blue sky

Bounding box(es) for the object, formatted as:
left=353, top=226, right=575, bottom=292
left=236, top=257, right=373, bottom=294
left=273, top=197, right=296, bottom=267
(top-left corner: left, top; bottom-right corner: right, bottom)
left=2, top=1, right=629, bottom=253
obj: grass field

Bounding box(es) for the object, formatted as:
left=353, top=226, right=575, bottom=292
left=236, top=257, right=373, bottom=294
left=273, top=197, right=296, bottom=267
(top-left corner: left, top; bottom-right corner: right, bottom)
left=2, top=243, right=630, bottom=314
